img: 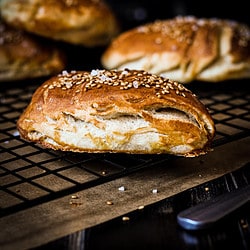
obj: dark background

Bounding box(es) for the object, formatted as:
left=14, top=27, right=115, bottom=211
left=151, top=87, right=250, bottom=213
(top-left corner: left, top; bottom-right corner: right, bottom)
left=106, top=0, right=250, bottom=31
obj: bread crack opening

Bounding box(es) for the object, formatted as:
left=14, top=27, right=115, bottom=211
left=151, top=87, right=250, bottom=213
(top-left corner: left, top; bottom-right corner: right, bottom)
left=151, top=107, right=200, bottom=127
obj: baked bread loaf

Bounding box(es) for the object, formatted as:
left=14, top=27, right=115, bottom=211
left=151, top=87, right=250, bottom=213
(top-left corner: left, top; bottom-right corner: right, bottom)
left=101, top=16, right=250, bottom=83
left=0, top=0, right=120, bottom=47
left=17, top=69, right=215, bottom=157
left=0, top=21, right=66, bottom=82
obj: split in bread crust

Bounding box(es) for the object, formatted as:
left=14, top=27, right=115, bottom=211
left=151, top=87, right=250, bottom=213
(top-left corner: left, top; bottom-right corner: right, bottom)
left=17, top=69, right=215, bottom=157
left=101, top=16, right=250, bottom=83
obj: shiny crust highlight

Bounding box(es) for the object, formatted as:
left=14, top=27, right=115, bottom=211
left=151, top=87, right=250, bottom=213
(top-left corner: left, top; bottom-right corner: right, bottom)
left=17, top=69, right=215, bottom=157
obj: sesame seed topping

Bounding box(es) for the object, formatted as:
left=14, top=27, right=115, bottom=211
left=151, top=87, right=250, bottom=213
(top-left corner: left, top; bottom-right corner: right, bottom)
left=135, top=16, right=250, bottom=49
left=49, top=69, right=191, bottom=98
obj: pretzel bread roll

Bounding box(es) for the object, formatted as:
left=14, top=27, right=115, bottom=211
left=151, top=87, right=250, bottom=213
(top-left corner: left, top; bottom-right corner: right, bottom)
left=17, top=69, right=215, bottom=157
left=0, top=22, right=66, bottom=82
left=101, top=16, right=250, bottom=83
left=0, top=0, right=120, bottom=47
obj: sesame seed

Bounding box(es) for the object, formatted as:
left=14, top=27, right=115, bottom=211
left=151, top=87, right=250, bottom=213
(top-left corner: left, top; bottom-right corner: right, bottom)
left=46, top=69, right=190, bottom=98
left=133, top=80, right=139, bottom=88
left=92, top=103, right=99, bottom=108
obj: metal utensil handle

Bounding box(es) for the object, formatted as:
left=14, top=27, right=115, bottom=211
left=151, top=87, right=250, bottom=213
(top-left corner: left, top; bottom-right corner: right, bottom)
left=177, top=185, right=250, bottom=230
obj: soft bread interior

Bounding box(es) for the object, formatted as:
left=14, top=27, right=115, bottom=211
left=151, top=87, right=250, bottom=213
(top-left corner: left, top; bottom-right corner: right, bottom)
left=114, top=54, right=250, bottom=83
left=26, top=107, right=206, bottom=155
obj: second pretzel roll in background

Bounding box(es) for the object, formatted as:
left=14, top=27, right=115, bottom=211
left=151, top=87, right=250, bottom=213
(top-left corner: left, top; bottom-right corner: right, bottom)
left=0, top=0, right=120, bottom=47
left=0, top=21, right=66, bottom=82
left=17, top=69, right=215, bottom=157
left=101, top=16, right=250, bottom=83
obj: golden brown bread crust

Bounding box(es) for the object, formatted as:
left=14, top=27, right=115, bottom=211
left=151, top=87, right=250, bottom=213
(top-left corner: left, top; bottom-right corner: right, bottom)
left=0, top=0, right=120, bottom=47
left=17, top=69, right=215, bottom=157
left=0, top=21, right=66, bottom=82
left=101, top=16, right=250, bottom=83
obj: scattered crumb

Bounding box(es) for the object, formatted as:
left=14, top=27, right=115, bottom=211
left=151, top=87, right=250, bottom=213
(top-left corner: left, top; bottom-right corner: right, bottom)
left=106, top=200, right=113, bottom=205
left=152, top=189, right=158, bottom=194
left=118, top=186, right=125, bottom=191
left=12, top=131, right=19, bottom=137
left=122, top=216, right=130, bottom=221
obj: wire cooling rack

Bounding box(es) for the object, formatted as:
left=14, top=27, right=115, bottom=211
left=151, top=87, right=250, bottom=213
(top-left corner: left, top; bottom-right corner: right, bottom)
left=0, top=79, right=249, bottom=218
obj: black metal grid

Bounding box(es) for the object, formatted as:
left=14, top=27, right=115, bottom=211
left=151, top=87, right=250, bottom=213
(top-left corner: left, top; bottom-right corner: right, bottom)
left=1, top=80, right=249, bottom=218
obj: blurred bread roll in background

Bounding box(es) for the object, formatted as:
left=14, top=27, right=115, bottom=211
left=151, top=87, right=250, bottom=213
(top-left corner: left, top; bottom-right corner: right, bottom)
left=0, top=0, right=120, bottom=47
left=101, top=16, right=250, bottom=83
left=0, top=21, right=66, bottom=82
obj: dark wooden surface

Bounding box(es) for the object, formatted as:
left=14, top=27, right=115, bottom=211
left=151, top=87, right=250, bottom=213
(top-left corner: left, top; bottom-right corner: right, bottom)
left=34, top=163, right=250, bottom=250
